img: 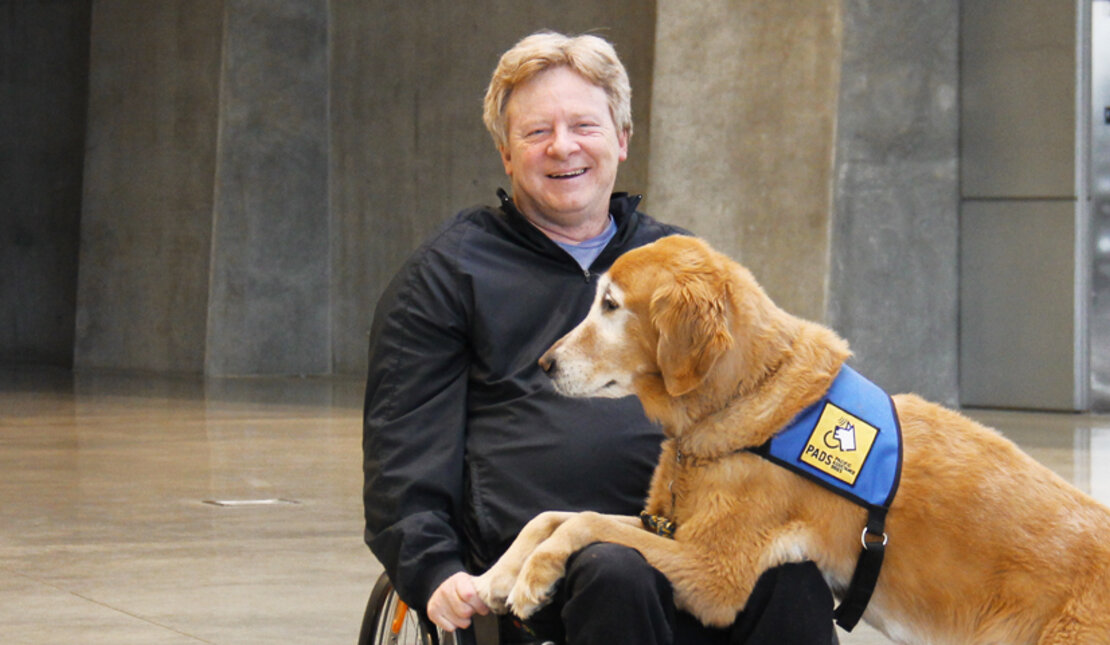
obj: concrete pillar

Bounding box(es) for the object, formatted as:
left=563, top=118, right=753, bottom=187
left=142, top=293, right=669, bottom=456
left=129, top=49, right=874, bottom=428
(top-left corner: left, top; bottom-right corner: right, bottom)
left=75, top=1, right=222, bottom=374
left=74, top=0, right=656, bottom=378
left=648, top=0, right=843, bottom=324
left=649, top=1, right=959, bottom=404
left=0, top=1, right=90, bottom=367
left=828, top=0, right=959, bottom=404
left=205, top=0, right=330, bottom=376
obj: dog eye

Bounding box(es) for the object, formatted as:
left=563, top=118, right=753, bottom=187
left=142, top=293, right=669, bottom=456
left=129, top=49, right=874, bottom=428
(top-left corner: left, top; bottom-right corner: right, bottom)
left=602, top=295, right=620, bottom=312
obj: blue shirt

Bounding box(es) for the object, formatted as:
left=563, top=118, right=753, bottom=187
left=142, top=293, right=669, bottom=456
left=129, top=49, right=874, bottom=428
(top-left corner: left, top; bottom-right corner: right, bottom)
left=555, top=216, right=618, bottom=270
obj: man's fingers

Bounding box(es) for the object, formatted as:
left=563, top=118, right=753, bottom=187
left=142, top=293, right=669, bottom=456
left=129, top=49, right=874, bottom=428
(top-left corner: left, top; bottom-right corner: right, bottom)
left=428, top=572, right=484, bottom=632
left=456, top=575, right=491, bottom=616
left=430, top=610, right=468, bottom=632
left=444, top=593, right=475, bottom=628
left=428, top=602, right=470, bottom=632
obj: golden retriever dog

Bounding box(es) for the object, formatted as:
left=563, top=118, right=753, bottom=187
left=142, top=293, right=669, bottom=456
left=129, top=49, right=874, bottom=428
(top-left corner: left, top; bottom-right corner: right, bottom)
left=473, top=235, right=1110, bottom=644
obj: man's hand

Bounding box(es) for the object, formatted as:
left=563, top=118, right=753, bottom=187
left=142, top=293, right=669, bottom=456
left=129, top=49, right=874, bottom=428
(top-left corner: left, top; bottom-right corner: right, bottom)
left=427, top=571, right=490, bottom=632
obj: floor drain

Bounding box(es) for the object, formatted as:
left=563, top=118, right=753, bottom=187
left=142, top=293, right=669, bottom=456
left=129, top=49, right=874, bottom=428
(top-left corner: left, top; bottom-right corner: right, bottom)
left=202, top=498, right=301, bottom=507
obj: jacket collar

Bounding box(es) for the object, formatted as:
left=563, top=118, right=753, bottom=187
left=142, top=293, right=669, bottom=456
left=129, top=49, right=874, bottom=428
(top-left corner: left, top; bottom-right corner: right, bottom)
left=495, top=189, right=644, bottom=269
left=496, top=188, right=642, bottom=229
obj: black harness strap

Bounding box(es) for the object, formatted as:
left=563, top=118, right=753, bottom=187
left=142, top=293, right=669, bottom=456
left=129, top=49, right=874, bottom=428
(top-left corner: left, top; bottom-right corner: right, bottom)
left=668, top=360, right=902, bottom=633
left=747, top=435, right=893, bottom=632
left=834, top=507, right=888, bottom=630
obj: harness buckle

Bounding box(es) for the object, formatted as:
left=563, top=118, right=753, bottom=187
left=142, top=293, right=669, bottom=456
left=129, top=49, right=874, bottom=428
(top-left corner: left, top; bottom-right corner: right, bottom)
left=860, top=526, right=888, bottom=551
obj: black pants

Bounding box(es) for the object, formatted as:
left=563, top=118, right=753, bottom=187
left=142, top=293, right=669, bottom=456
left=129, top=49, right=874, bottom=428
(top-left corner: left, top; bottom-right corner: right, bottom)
left=501, top=543, right=834, bottom=645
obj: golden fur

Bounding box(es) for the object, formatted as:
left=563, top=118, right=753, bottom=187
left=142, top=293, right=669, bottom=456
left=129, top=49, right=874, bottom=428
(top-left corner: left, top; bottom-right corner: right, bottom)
left=473, top=235, right=1110, bottom=644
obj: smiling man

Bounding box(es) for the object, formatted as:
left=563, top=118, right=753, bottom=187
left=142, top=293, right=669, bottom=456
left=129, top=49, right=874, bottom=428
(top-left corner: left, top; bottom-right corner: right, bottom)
left=498, top=65, right=629, bottom=244
left=363, top=31, right=837, bottom=645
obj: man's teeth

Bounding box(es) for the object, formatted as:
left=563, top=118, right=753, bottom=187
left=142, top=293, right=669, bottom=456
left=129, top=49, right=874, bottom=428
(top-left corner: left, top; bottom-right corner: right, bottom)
left=549, top=169, right=586, bottom=178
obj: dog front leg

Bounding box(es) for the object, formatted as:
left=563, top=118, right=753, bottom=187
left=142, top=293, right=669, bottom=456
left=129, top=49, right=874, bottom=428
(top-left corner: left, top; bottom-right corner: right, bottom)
left=508, top=512, right=785, bottom=629
left=506, top=511, right=688, bottom=619
left=473, top=510, right=579, bottom=613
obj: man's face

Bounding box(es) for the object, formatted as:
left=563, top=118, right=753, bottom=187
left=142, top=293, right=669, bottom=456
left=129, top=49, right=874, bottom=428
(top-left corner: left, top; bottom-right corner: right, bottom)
left=500, top=66, right=629, bottom=237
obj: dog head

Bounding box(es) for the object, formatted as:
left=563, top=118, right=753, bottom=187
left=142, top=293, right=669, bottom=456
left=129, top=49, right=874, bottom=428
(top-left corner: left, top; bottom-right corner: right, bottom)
left=539, top=235, right=806, bottom=427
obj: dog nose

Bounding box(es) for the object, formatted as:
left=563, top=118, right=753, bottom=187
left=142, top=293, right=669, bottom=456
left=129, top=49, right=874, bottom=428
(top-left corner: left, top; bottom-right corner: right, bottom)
left=538, top=353, right=556, bottom=376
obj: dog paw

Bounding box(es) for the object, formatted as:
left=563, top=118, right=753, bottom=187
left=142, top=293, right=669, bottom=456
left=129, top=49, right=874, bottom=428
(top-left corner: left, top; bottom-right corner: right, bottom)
left=472, top=568, right=515, bottom=614
left=507, top=580, right=555, bottom=620
left=506, top=549, right=566, bottom=619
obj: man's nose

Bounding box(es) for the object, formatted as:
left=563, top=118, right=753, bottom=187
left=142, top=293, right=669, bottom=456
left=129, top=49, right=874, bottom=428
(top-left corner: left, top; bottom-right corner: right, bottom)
left=546, top=125, right=579, bottom=158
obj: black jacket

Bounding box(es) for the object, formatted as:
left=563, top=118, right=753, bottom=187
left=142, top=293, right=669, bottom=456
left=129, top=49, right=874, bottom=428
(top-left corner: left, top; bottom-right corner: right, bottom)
left=363, top=190, right=687, bottom=609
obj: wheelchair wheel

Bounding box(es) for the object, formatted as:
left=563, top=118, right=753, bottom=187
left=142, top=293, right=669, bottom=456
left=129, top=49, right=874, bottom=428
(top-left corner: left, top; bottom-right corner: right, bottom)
left=360, top=573, right=457, bottom=645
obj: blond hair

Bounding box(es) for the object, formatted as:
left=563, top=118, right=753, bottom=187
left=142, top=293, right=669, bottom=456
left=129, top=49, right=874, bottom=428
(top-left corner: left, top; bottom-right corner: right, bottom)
left=483, top=31, right=633, bottom=150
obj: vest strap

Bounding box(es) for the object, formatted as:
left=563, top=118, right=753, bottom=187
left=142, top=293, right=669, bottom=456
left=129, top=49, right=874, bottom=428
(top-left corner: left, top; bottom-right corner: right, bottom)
left=746, top=365, right=901, bottom=632
left=834, top=507, right=887, bottom=630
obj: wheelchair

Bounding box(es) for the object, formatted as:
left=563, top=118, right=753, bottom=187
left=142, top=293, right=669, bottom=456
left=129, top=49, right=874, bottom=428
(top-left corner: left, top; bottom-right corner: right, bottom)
left=360, top=571, right=501, bottom=645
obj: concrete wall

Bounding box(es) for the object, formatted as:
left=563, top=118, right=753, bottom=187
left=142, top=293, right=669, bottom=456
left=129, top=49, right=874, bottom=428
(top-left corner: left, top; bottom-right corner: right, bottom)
left=75, top=1, right=223, bottom=374
left=205, top=0, right=330, bottom=376
left=329, top=0, right=659, bottom=374
left=958, top=0, right=1086, bottom=411
left=1, top=1, right=90, bottom=367
left=649, top=0, right=959, bottom=404
left=828, top=0, right=960, bottom=405
left=648, top=0, right=843, bottom=324
left=69, top=0, right=656, bottom=377
left=76, top=0, right=330, bottom=377
left=11, top=0, right=959, bottom=403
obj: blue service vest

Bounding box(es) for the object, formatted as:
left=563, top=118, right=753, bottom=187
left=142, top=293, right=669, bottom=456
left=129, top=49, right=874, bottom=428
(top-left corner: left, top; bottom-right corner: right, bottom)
left=749, top=364, right=902, bottom=631
left=752, top=365, right=901, bottom=512
left=640, top=365, right=902, bottom=630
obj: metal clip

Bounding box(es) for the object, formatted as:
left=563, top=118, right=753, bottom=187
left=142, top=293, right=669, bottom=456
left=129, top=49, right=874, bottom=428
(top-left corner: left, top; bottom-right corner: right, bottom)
left=860, top=526, right=889, bottom=550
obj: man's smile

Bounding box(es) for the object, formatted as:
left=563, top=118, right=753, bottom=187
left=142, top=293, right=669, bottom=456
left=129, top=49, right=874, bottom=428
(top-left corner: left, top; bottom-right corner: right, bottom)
left=548, top=168, right=588, bottom=179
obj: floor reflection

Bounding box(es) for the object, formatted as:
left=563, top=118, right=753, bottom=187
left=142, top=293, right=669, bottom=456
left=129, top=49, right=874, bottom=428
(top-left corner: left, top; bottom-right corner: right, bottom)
left=0, top=367, right=1107, bottom=644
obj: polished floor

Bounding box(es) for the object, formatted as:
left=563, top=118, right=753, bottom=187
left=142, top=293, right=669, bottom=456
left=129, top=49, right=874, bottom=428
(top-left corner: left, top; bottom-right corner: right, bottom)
left=1, top=367, right=1108, bottom=644
left=0, top=368, right=373, bottom=644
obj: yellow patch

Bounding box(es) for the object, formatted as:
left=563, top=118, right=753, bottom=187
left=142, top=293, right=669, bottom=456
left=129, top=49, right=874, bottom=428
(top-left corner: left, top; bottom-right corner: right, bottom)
left=799, top=403, right=878, bottom=486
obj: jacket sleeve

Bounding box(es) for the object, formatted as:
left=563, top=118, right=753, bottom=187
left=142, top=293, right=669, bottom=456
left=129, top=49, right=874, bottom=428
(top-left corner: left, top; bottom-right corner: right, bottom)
left=363, top=243, right=471, bottom=611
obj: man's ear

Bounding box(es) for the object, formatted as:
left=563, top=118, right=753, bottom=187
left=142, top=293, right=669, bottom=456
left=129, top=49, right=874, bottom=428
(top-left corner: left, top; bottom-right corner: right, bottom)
left=650, top=276, right=733, bottom=397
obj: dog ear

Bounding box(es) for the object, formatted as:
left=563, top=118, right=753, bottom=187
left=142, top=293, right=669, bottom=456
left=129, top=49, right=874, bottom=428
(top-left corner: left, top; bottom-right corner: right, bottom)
left=650, top=275, right=734, bottom=397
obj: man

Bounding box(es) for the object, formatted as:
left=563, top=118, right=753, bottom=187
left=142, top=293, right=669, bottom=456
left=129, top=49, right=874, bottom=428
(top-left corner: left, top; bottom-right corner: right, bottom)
left=364, top=31, right=835, bottom=644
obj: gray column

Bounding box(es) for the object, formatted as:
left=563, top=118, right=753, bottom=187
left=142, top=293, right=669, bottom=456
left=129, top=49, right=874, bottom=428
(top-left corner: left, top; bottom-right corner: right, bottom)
left=647, top=0, right=844, bottom=324
left=75, top=1, right=222, bottom=374
left=650, top=1, right=960, bottom=404
left=205, top=0, right=330, bottom=376
left=1, top=1, right=90, bottom=367
left=828, top=0, right=960, bottom=405
left=958, top=0, right=1084, bottom=410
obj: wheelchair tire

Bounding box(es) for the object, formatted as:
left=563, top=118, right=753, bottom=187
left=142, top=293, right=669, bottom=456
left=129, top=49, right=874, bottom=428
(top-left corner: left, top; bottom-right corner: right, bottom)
left=360, top=573, right=458, bottom=645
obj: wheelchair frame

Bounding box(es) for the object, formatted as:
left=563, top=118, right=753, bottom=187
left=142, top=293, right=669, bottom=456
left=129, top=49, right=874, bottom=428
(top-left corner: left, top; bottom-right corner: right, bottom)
left=360, top=572, right=456, bottom=645
left=363, top=571, right=504, bottom=645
